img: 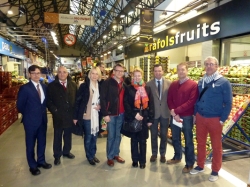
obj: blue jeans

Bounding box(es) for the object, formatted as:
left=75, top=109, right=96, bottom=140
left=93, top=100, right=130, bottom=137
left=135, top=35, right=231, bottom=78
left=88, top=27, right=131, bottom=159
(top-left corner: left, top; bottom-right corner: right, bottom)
left=150, top=117, right=169, bottom=156
left=171, top=115, right=195, bottom=167
left=81, top=120, right=97, bottom=161
left=106, top=114, right=124, bottom=160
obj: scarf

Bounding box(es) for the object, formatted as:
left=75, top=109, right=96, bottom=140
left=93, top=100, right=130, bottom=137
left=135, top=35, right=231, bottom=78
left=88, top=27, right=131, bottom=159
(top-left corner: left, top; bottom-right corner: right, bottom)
left=202, top=71, right=222, bottom=88
left=90, top=81, right=99, bottom=136
left=131, top=80, right=149, bottom=109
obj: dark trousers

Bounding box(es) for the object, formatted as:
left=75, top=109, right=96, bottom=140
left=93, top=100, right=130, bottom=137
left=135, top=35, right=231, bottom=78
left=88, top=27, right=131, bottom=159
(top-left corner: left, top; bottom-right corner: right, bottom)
left=171, top=116, right=195, bottom=167
left=24, top=123, right=47, bottom=169
left=131, top=134, right=147, bottom=164
left=150, top=117, right=169, bottom=156
left=82, top=120, right=97, bottom=160
left=53, top=127, right=72, bottom=158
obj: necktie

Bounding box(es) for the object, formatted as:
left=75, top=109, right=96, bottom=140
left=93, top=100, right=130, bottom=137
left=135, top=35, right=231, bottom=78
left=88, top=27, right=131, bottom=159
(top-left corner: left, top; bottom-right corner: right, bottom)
left=62, top=82, right=66, bottom=90
left=37, top=84, right=41, bottom=99
left=157, top=81, right=161, bottom=97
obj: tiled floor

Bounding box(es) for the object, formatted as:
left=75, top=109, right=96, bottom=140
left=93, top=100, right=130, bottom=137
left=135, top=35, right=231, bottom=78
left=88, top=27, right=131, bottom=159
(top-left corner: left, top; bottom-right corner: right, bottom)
left=0, top=114, right=249, bottom=187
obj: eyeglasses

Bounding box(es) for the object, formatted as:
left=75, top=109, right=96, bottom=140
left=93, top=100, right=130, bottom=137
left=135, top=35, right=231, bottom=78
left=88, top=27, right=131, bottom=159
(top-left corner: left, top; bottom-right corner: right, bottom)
left=30, top=72, right=41, bottom=75
left=114, top=69, right=124, bottom=73
left=204, top=63, right=217, bottom=67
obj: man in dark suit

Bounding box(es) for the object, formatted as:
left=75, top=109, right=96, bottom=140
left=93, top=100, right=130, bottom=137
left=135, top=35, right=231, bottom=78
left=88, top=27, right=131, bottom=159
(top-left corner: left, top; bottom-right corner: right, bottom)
left=146, top=64, right=171, bottom=163
left=17, top=65, right=52, bottom=176
left=47, top=66, right=77, bottom=165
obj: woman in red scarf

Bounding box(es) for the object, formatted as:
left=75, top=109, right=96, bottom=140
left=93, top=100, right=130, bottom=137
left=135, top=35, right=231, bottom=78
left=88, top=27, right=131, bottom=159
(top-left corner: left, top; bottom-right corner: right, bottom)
left=124, top=68, right=154, bottom=169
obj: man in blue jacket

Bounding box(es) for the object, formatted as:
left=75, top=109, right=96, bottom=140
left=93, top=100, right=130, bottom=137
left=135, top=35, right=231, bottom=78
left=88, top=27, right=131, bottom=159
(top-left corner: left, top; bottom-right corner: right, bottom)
left=190, top=56, right=232, bottom=182
left=17, top=65, right=51, bottom=176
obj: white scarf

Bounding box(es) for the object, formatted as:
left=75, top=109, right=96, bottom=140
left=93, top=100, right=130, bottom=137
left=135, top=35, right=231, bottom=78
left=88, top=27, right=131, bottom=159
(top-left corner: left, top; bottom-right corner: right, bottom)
left=202, top=71, right=222, bottom=88
left=90, top=81, right=99, bottom=136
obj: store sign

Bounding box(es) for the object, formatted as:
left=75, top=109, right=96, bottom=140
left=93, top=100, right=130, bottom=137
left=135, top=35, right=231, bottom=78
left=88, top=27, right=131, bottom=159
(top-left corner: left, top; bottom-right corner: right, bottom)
left=0, top=37, right=25, bottom=59
left=125, top=0, right=250, bottom=58
left=140, top=9, right=154, bottom=35
left=145, top=21, right=220, bottom=52
left=44, top=12, right=95, bottom=26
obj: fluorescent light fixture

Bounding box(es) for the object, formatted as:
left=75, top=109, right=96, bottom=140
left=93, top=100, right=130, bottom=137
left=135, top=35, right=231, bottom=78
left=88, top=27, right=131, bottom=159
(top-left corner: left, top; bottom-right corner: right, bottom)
left=194, top=2, right=208, bottom=10
left=136, top=37, right=140, bottom=41
left=153, top=25, right=167, bottom=32
left=104, top=53, right=107, bottom=56
left=118, top=45, right=123, bottom=49
left=128, top=10, right=134, bottom=15
left=100, top=55, right=103, bottom=57
left=97, top=41, right=100, bottom=44
left=113, top=25, right=117, bottom=29
left=7, top=10, right=13, bottom=14
left=114, top=42, right=117, bottom=44
left=176, top=10, right=197, bottom=22
left=50, top=51, right=53, bottom=53
left=103, top=35, right=107, bottom=39
left=108, top=51, right=111, bottom=54
left=120, top=14, right=125, bottom=18
left=123, top=36, right=127, bottom=39
left=50, top=31, right=59, bottom=45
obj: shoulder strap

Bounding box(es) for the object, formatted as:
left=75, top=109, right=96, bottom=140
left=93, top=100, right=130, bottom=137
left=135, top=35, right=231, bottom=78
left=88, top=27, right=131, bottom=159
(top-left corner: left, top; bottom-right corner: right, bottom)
left=198, top=79, right=218, bottom=101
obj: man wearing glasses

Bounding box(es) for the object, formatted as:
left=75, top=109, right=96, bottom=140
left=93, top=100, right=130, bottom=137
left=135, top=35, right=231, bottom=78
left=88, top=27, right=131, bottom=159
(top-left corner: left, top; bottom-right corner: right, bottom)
left=17, top=65, right=51, bottom=176
left=190, top=56, right=232, bottom=182
left=100, top=63, right=126, bottom=167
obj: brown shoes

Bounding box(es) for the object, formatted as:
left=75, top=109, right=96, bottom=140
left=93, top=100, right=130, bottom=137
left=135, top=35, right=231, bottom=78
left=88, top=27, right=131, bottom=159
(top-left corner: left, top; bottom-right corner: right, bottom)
left=114, top=156, right=125, bottom=163
left=160, top=156, right=166, bottom=163
left=182, top=166, right=193, bottom=173
left=107, top=159, right=114, bottom=167
left=150, top=155, right=157, bottom=162
left=166, top=159, right=181, bottom=164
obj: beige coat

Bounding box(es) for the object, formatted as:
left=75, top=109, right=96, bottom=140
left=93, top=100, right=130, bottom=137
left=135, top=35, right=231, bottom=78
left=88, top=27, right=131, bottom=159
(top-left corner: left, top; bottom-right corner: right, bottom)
left=146, top=78, right=171, bottom=119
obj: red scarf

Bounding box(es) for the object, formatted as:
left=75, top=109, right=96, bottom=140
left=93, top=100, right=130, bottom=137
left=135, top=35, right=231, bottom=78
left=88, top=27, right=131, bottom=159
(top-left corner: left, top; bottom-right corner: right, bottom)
left=131, top=80, right=149, bottom=109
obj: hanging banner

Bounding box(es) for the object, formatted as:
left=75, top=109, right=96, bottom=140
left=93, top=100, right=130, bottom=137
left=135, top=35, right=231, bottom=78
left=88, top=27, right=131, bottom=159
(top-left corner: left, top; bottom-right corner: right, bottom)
left=44, top=12, right=95, bottom=26
left=140, top=9, right=154, bottom=36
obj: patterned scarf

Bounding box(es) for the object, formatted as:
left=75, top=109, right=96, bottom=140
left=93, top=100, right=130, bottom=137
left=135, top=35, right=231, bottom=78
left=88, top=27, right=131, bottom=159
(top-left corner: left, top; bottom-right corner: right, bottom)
left=131, top=80, right=149, bottom=109
left=202, top=71, right=222, bottom=88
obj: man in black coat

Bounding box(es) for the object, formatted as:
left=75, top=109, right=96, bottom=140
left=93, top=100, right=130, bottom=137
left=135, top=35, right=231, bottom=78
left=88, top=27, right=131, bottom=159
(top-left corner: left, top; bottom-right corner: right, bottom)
left=47, top=66, right=77, bottom=165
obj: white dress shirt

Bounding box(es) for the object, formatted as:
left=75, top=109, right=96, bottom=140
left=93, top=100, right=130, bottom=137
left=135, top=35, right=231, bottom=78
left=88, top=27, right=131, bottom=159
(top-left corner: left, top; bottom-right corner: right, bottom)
left=31, top=80, right=45, bottom=104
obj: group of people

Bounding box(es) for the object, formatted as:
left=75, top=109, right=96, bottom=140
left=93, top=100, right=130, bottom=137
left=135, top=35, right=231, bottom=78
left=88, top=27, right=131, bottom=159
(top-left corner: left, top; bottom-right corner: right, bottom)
left=17, top=56, right=232, bottom=182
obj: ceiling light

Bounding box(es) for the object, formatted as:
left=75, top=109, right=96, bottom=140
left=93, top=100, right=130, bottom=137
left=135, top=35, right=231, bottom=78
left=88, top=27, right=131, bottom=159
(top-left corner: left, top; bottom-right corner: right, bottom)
left=100, top=55, right=103, bottom=57
left=136, top=37, right=140, bottom=41
left=159, top=10, right=168, bottom=18
left=123, top=36, right=127, bottom=39
left=113, top=25, right=117, bottom=29
left=153, top=25, right=167, bottom=32
left=103, top=35, right=107, bottom=39
left=128, top=10, right=134, bottom=15
left=7, top=10, right=13, bottom=15
left=194, top=2, right=208, bottom=11
left=120, top=14, right=125, bottom=18
left=108, top=51, right=111, bottom=54
left=104, top=53, right=107, bottom=56
left=97, top=41, right=100, bottom=44
left=118, top=45, right=123, bottom=49
left=114, top=42, right=117, bottom=44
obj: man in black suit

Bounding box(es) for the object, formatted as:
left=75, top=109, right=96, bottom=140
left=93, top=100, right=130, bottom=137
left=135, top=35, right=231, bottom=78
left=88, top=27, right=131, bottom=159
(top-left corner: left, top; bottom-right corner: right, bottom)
left=47, top=66, right=77, bottom=165
left=17, top=65, right=52, bottom=176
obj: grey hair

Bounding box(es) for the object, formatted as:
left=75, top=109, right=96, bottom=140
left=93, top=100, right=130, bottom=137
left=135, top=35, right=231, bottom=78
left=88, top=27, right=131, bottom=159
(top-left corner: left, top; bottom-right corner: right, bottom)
left=204, top=56, right=219, bottom=64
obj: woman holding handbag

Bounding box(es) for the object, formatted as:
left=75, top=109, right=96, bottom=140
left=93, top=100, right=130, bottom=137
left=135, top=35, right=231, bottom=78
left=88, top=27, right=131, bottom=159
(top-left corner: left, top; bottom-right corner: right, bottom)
left=73, top=67, right=101, bottom=166
left=124, top=67, right=154, bottom=169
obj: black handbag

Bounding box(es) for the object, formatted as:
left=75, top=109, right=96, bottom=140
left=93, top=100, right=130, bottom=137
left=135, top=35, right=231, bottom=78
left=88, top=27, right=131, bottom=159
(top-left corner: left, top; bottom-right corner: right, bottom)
left=72, top=122, right=84, bottom=137
left=129, top=118, right=143, bottom=132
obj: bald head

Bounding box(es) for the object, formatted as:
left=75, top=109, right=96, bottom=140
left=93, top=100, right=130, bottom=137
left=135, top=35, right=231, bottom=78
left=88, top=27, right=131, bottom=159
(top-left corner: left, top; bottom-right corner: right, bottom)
left=57, top=66, right=68, bottom=81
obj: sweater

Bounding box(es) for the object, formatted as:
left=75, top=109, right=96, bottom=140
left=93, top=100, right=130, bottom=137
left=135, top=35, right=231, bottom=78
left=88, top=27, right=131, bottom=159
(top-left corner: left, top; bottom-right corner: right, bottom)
left=194, top=77, right=232, bottom=122
left=167, top=79, right=198, bottom=117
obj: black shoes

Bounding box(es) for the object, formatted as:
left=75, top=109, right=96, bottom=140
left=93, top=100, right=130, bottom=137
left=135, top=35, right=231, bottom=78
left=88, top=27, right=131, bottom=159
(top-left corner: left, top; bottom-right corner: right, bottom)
left=132, top=162, right=138, bottom=168
left=93, top=157, right=100, bottom=163
left=63, top=153, right=75, bottom=159
left=54, top=158, right=61, bottom=165
left=88, top=159, right=96, bottom=165
left=37, top=162, right=52, bottom=169
left=140, top=164, right=146, bottom=169
left=29, top=168, right=41, bottom=176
